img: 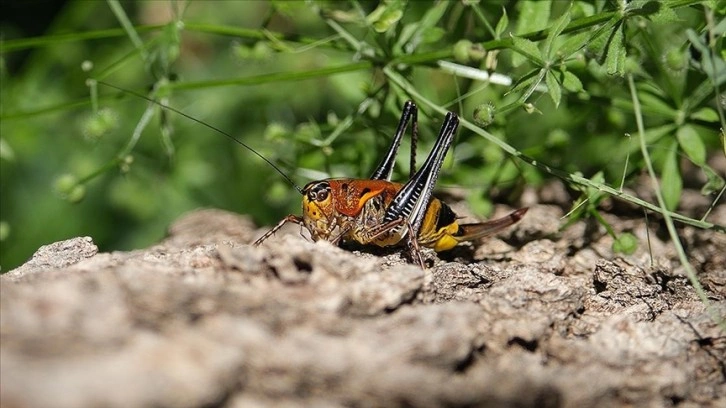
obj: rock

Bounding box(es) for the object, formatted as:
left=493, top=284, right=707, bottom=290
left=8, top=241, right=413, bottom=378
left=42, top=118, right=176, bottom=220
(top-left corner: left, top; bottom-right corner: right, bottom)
left=3, top=236, right=98, bottom=281
left=1, top=209, right=723, bottom=407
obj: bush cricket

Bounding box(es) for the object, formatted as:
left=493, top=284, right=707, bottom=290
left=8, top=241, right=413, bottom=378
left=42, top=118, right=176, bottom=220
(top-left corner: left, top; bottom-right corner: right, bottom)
left=252, top=100, right=527, bottom=267
left=100, top=82, right=527, bottom=267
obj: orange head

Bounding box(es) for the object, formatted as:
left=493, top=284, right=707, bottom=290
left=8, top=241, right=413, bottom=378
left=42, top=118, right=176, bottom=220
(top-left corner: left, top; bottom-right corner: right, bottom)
left=301, top=180, right=336, bottom=240
left=299, top=178, right=400, bottom=241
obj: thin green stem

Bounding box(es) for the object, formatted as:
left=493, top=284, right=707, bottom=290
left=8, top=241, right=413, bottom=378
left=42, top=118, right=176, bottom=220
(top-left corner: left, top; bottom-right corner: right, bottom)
left=184, top=22, right=351, bottom=53
left=106, top=0, right=148, bottom=60
left=0, top=25, right=163, bottom=52
left=471, top=4, right=496, bottom=38
left=619, top=134, right=632, bottom=191
left=627, top=73, right=723, bottom=330
left=0, top=99, right=92, bottom=120
left=702, top=184, right=725, bottom=222
left=168, top=61, right=372, bottom=91
left=76, top=156, right=123, bottom=186
left=1, top=22, right=349, bottom=55
left=591, top=208, right=617, bottom=238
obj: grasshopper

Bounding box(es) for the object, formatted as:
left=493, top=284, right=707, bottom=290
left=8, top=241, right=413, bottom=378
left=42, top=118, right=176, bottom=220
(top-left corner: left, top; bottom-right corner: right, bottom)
left=99, top=83, right=526, bottom=268
left=252, top=101, right=527, bottom=267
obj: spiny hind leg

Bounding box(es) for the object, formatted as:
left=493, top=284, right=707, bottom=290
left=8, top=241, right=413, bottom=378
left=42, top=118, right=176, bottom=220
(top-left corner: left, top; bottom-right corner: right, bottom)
left=403, top=219, right=426, bottom=269
left=346, top=217, right=426, bottom=268
left=363, top=217, right=425, bottom=269
left=351, top=217, right=405, bottom=245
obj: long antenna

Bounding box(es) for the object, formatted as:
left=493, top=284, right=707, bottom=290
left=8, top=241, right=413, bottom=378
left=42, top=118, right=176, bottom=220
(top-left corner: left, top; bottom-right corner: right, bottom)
left=96, top=80, right=304, bottom=194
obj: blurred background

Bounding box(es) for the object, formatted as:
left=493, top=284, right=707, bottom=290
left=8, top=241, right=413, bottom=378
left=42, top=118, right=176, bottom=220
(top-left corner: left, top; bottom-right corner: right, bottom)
left=1, top=0, right=723, bottom=271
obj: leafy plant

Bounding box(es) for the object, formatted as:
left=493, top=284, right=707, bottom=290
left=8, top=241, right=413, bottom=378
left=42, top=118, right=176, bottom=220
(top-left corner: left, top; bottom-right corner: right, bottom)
left=1, top=0, right=723, bottom=285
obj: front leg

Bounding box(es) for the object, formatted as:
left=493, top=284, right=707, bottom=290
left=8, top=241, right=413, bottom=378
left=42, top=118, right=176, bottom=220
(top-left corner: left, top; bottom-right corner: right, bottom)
left=253, top=215, right=303, bottom=246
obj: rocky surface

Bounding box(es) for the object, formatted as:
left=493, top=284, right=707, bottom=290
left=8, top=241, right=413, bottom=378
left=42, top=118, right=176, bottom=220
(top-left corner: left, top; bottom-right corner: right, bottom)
left=1, top=203, right=724, bottom=408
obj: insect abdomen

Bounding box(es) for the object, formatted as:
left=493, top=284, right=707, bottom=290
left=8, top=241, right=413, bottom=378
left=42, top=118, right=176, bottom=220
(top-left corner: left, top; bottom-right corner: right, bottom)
left=416, top=199, right=462, bottom=251
left=418, top=199, right=528, bottom=252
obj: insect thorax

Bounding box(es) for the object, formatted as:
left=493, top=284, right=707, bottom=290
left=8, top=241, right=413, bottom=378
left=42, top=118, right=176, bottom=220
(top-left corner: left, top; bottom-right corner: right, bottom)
left=347, top=193, right=400, bottom=246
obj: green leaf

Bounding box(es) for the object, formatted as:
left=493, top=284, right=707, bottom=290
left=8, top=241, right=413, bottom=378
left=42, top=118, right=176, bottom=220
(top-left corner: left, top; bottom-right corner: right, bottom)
left=544, top=8, right=571, bottom=59
left=676, top=125, right=706, bottom=166
left=509, top=68, right=541, bottom=95
left=605, top=22, right=626, bottom=76
left=587, top=16, right=621, bottom=61
left=421, top=27, right=445, bottom=44
left=373, top=9, right=403, bottom=33
left=419, top=0, right=449, bottom=29
left=686, top=29, right=726, bottom=81
left=713, top=9, right=726, bottom=33
left=495, top=7, right=509, bottom=39
left=636, top=90, right=678, bottom=117
left=367, top=1, right=405, bottom=33
left=647, top=1, right=680, bottom=24
left=326, top=8, right=364, bottom=24
left=612, top=232, right=638, bottom=255
left=365, top=3, right=387, bottom=25
left=395, top=1, right=448, bottom=52
left=572, top=1, right=595, bottom=18
left=396, top=23, right=420, bottom=52
left=690, top=107, right=719, bottom=123
left=515, top=0, right=551, bottom=35
left=511, top=0, right=549, bottom=67
left=270, top=0, right=308, bottom=16
left=546, top=70, right=561, bottom=107
left=510, top=36, right=544, bottom=66
left=558, top=31, right=589, bottom=60
left=587, top=171, right=606, bottom=201
left=661, top=141, right=682, bottom=211
left=561, top=70, right=583, bottom=92
left=563, top=171, right=607, bottom=228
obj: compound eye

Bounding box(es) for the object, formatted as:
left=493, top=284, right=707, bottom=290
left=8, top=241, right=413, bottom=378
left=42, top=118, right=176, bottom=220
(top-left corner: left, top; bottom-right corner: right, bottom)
left=313, top=187, right=329, bottom=202
left=307, top=182, right=330, bottom=202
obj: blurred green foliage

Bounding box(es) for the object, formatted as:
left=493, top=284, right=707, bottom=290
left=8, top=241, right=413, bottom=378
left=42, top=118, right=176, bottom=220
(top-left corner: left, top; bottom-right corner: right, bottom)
left=1, top=0, right=724, bottom=271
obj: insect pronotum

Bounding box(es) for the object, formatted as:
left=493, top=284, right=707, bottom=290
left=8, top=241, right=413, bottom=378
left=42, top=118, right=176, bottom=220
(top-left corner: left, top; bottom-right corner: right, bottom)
left=100, top=82, right=527, bottom=268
